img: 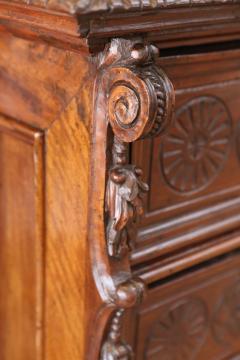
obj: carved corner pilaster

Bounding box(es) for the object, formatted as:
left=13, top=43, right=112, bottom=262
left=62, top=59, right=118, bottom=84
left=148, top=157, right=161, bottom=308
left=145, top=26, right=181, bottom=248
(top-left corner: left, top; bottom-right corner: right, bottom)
left=89, top=38, right=175, bottom=359
left=104, top=39, right=175, bottom=259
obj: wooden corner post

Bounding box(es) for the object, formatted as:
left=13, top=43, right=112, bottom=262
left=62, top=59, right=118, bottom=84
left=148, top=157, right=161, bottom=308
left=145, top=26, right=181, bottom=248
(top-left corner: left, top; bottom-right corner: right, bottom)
left=88, top=38, right=175, bottom=359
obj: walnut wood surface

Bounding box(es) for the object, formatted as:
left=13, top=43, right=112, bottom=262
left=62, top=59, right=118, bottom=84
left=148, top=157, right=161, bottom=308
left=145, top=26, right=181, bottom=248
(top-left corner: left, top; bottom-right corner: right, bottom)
left=0, top=34, right=94, bottom=129
left=0, top=1, right=87, bottom=51
left=1, top=1, right=240, bottom=360
left=0, top=115, right=44, bottom=360
left=131, top=48, right=240, bottom=284
left=0, top=35, right=95, bottom=360
left=45, top=97, right=91, bottom=360
left=1, top=2, right=240, bottom=53
left=88, top=38, right=174, bottom=359
left=132, top=253, right=240, bottom=359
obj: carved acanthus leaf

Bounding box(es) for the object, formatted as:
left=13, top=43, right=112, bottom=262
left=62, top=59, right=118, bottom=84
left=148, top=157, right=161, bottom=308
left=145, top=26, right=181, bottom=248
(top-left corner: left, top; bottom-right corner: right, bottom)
left=106, top=138, right=149, bottom=258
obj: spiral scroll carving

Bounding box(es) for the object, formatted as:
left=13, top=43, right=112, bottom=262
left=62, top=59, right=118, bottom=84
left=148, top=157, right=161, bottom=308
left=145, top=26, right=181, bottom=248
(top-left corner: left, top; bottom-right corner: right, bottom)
left=109, top=85, right=140, bottom=128
left=106, top=40, right=175, bottom=143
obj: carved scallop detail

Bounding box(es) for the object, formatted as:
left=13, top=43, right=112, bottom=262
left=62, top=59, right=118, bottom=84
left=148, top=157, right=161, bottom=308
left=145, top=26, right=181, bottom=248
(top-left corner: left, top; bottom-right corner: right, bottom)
left=212, top=281, right=240, bottom=345
left=145, top=298, right=208, bottom=360
left=160, top=96, right=232, bottom=194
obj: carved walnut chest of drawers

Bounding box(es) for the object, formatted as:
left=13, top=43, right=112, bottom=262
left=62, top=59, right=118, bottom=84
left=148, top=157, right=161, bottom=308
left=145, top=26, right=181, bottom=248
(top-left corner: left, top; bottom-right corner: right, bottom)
left=1, top=1, right=240, bottom=359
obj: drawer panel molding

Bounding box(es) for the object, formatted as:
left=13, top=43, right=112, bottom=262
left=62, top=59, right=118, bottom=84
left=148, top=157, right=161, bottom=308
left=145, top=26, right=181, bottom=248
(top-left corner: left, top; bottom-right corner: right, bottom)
left=145, top=282, right=240, bottom=359
left=135, top=255, right=240, bottom=359
left=88, top=38, right=175, bottom=359
left=132, top=49, right=240, bottom=267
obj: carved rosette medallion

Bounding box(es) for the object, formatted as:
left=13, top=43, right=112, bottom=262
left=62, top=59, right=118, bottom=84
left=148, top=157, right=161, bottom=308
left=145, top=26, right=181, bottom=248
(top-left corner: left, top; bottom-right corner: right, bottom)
left=145, top=298, right=208, bottom=360
left=160, top=96, right=232, bottom=194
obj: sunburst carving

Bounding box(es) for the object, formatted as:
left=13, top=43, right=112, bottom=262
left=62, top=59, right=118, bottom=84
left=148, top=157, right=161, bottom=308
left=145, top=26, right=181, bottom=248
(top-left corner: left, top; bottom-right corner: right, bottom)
left=144, top=298, right=208, bottom=360
left=160, top=96, right=232, bottom=194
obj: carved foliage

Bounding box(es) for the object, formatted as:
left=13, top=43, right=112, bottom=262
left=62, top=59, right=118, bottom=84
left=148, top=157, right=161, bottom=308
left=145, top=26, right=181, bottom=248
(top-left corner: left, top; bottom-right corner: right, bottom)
left=106, top=137, right=149, bottom=258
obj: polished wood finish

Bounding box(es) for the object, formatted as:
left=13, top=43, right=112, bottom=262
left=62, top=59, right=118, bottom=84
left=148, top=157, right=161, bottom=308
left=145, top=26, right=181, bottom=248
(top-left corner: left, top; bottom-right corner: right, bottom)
left=0, top=32, right=95, bottom=360
left=132, top=49, right=240, bottom=269
left=0, top=115, right=44, bottom=360
left=1, top=1, right=240, bottom=359
left=134, top=253, right=240, bottom=359
left=88, top=38, right=174, bottom=359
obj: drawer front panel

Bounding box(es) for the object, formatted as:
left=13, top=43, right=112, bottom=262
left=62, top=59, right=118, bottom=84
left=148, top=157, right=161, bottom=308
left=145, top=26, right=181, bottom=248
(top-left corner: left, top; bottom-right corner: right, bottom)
left=134, top=254, right=240, bottom=360
left=132, top=49, right=240, bottom=265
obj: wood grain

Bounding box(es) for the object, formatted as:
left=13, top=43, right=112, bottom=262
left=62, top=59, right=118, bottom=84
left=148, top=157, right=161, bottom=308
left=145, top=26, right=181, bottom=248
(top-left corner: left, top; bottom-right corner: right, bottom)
left=1, top=2, right=240, bottom=53
left=133, top=254, right=240, bottom=359
left=0, top=34, right=93, bottom=129
left=0, top=1, right=87, bottom=51
left=1, top=1, right=240, bottom=359
left=44, top=97, right=90, bottom=360
left=131, top=48, right=240, bottom=271
left=0, top=35, right=95, bottom=360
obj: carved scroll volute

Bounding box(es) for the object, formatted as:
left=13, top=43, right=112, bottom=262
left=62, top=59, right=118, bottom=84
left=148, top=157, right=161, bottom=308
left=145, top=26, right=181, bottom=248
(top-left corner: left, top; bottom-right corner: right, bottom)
left=88, top=38, right=175, bottom=360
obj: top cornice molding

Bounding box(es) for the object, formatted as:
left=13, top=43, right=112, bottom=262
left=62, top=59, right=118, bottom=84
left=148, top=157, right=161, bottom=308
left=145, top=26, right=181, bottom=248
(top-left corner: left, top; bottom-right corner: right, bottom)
left=9, top=0, right=238, bottom=15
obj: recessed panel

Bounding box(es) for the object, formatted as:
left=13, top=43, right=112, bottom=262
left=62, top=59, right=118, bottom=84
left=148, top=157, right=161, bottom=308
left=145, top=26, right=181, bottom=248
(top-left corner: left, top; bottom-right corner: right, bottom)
left=132, top=49, right=240, bottom=264
left=0, top=116, right=44, bottom=360
left=134, top=255, right=240, bottom=360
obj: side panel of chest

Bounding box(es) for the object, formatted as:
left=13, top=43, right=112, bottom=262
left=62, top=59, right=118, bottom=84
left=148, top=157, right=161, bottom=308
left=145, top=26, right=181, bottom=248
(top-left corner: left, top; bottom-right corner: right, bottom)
left=0, top=115, right=44, bottom=360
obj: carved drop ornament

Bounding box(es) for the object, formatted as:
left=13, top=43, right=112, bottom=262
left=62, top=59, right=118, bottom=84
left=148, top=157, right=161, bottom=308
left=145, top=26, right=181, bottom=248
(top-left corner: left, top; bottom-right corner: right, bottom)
left=106, top=137, right=149, bottom=258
